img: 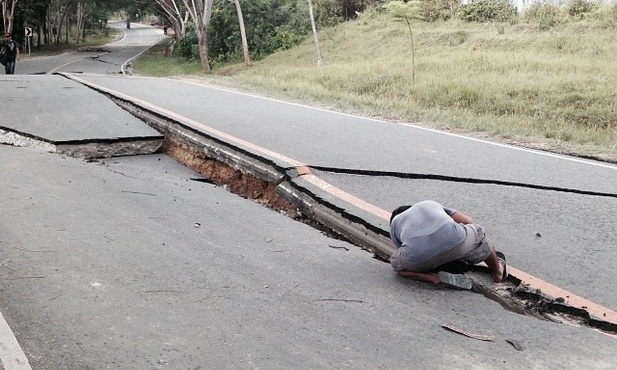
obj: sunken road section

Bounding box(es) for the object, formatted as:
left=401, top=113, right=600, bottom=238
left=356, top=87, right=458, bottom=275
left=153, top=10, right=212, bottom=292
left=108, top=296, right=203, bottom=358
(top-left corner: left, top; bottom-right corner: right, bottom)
left=4, top=89, right=614, bottom=337
left=106, top=96, right=617, bottom=337
left=0, top=127, right=162, bottom=159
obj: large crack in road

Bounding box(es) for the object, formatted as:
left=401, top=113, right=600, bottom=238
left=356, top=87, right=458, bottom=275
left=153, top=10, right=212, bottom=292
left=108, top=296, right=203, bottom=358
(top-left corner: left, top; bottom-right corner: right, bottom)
left=105, top=97, right=617, bottom=337
left=7, top=78, right=615, bottom=337
left=160, top=131, right=617, bottom=337
left=309, top=167, right=617, bottom=199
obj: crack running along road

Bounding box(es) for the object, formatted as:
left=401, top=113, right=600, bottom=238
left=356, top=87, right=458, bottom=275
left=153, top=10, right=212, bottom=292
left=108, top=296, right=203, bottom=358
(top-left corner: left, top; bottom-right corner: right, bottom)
left=60, top=72, right=617, bottom=333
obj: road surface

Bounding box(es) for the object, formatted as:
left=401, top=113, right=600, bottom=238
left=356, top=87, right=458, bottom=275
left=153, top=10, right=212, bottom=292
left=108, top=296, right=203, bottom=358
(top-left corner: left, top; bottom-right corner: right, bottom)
left=1, top=21, right=616, bottom=370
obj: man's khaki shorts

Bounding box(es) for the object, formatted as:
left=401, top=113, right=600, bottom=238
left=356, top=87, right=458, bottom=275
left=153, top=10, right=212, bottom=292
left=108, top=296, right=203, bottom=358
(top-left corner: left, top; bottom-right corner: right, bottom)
left=390, top=224, right=493, bottom=272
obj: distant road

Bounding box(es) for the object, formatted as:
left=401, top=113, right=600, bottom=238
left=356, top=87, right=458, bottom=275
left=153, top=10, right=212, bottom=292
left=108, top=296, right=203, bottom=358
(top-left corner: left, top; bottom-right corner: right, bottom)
left=18, top=21, right=164, bottom=75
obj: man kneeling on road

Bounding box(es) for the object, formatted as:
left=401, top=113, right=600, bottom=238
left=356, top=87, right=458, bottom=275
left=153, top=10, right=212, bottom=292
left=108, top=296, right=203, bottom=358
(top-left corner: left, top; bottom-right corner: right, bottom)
left=389, top=200, right=507, bottom=288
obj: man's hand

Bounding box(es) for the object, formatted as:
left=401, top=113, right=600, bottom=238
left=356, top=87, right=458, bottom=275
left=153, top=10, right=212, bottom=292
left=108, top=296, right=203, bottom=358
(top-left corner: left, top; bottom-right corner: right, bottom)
left=450, top=211, right=473, bottom=224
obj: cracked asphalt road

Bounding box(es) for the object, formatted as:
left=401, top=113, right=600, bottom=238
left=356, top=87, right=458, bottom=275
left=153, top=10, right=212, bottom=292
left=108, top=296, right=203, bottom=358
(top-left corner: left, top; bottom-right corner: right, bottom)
left=63, top=72, right=617, bottom=309
left=2, top=21, right=616, bottom=369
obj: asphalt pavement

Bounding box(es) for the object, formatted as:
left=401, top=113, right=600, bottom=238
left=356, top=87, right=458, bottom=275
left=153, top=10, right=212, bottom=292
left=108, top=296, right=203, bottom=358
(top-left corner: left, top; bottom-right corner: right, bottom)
left=2, top=130, right=616, bottom=370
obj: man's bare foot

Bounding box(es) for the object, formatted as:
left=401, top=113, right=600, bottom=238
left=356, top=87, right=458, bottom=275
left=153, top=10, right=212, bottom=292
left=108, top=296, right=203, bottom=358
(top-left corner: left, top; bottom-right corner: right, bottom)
left=492, top=262, right=504, bottom=283
left=492, top=252, right=508, bottom=283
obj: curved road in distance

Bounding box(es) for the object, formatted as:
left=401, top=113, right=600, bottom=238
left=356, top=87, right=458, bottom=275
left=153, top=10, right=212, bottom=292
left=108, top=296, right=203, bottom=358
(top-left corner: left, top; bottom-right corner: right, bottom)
left=18, top=21, right=164, bottom=75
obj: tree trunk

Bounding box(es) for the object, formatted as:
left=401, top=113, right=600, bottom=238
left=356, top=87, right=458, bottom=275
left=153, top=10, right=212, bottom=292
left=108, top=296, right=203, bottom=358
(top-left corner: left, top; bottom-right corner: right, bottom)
left=76, top=2, right=84, bottom=43
left=181, top=0, right=214, bottom=73
left=2, top=0, right=18, bottom=34
left=154, top=0, right=188, bottom=40
left=307, top=0, right=323, bottom=67
left=197, top=30, right=211, bottom=73
left=54, top=5, right=63, bottom=46
left=65, top=14, right=69, bottom=44
left=232, top=0, right=251, bottom=66
left=405, top=18, right=415, bottom=84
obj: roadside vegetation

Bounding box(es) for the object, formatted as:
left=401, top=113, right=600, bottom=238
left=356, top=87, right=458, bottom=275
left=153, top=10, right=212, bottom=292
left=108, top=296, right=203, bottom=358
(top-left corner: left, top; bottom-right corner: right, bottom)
left=142, top=1, right=617, bottom=162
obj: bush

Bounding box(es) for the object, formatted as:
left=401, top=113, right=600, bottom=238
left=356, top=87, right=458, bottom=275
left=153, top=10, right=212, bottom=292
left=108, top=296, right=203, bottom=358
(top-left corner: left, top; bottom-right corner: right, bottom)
left=339, top=0, right=378, bottom=19
left=421, top=0, right=460, bottom=21
left=522, top=2, right=560, bottom=30
left=174, top=24, right=199, bottom=61
left=458, top=0, right=517, bottom=22
left=603, top=3, right=617, bottom=20
left=566, top=0, right=597, bottom=17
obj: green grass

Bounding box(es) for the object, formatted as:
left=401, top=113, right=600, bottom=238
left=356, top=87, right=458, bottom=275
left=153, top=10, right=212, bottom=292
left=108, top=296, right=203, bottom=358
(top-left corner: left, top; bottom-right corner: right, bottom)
left=130, top=41, right=204, bottom=76
left=134, top=10, right=617, bottom=162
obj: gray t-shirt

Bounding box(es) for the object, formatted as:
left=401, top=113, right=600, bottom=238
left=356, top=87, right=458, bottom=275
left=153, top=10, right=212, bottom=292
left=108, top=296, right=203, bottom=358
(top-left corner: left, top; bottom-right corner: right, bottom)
left=390, top=200, right=466, bottom=264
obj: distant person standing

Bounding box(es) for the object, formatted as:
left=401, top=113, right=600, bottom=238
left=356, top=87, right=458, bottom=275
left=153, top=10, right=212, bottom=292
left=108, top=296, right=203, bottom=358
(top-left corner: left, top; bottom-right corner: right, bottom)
left=2, top=33, right=19, bottom=74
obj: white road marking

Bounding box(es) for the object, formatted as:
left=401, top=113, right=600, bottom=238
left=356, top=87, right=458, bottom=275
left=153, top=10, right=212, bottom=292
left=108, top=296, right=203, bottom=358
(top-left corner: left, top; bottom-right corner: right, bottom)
left=0, top=311, right=32, bottom=370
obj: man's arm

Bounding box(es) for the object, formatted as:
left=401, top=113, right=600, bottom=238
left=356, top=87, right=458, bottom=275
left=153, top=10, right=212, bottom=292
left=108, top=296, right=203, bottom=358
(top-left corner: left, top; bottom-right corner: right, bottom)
left=397, top=270, right=440, bottom=284
left=450, top=211, right=472, bottom=224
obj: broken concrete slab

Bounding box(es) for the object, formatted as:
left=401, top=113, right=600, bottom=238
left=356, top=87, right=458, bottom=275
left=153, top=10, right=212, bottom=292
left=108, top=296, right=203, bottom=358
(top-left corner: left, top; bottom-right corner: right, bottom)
left=0, top=75, right=162, bottom=153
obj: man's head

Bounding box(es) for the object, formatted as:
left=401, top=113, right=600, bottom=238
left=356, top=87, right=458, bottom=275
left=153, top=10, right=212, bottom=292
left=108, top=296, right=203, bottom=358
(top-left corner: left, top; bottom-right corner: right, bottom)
left=390, top=205, right=412, bottom=224
left=5, top=33, right=11, bottom=39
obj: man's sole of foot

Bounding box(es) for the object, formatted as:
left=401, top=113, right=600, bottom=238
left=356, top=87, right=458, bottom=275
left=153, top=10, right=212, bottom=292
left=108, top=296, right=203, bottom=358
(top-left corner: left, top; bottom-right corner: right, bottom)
left=438, top=271, right=473, bottom=290
left=496, top=251, right=508, bottom=282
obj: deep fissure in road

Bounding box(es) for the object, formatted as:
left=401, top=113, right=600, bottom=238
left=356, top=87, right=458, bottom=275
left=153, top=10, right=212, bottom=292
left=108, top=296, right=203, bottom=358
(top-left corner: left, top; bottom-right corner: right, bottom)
left=156, top=132, right=617, bottom=336
left=36, top=77, right=615, bottom=336
left=2, top=108, right=615, bottom=335
left=161, top=136, right=352, bottom=244
left=163, top=136, right=296, bottom=213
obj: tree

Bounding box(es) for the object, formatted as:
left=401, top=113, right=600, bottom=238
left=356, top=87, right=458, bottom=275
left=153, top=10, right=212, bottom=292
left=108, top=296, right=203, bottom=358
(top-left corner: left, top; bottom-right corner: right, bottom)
left=383, top=0, right=422, bottom=84
left=75, top=1, right=93, bottom=43
left=181, top=0, right=214, bottom=73
left=153, top=0, right=189, bottom=39
left=15, top=0, right=49, bottom=46
left=307, top=0, right=322, bottom=67
left=229, top=0, right=250, bottom=66
left=1, top=0, right=19, bottom=34
left=8, top=0, right=145, bottom=47
left=38, top=0, right=77, bottom=46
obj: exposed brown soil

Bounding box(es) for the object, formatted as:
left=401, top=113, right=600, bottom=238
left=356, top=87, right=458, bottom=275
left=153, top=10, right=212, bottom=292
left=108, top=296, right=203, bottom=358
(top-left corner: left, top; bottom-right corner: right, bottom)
left=161, top=136, right=298, bottom=215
